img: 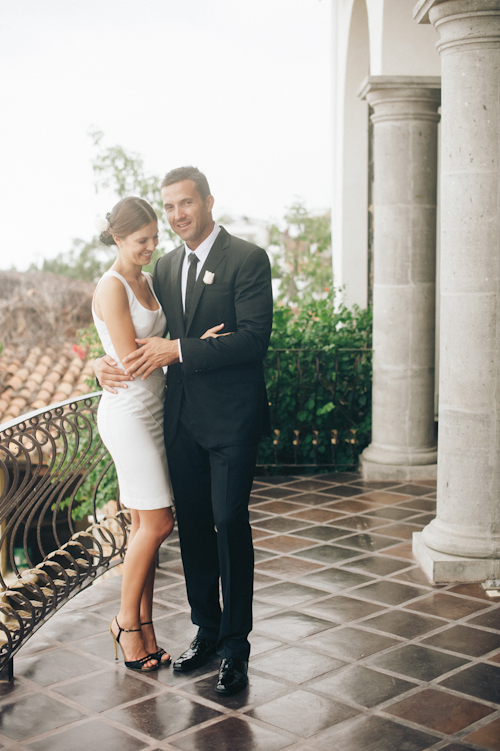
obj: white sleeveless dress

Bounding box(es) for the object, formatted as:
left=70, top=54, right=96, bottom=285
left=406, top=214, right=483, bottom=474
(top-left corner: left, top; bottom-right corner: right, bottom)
left=92, top=270, right=173, bottom=510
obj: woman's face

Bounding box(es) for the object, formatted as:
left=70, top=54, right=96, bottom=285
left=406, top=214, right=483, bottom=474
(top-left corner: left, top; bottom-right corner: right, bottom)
left=115, top=220, right=159, bottom=266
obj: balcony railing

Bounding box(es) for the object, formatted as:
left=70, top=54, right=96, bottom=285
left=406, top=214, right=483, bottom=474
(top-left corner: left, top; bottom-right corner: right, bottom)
left=258, top=347, right=372, bottom=469
left=0, top=393, right=127, bottom=681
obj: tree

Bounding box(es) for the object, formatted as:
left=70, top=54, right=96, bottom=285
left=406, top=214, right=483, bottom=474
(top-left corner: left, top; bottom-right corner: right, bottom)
left=268, top=202, right=332, bottom=306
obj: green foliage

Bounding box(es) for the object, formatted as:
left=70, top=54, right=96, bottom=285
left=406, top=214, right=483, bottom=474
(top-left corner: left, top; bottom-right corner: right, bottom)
left=258, top=298, right=372, bottom=471
left=58, top=433, right=119, bottom=522
left=269, top=202, right=332, bottom=305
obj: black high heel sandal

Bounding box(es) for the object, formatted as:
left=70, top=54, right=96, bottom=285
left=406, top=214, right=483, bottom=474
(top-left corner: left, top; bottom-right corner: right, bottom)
left=110, top=617, right=159, bottom=672
left=141, top=620, right=171, bottom=666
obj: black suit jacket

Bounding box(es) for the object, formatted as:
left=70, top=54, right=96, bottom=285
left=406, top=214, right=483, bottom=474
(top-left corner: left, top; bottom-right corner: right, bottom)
left=153, top=227, right=273, bottom=449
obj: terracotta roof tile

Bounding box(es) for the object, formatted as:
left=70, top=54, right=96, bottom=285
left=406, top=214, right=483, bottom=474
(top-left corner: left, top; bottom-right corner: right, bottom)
left=0, top=342, right=96, bottom=426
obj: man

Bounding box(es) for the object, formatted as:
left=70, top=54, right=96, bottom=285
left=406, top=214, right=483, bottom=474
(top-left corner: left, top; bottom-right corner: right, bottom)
left=96, top=166, right=273, bottom=694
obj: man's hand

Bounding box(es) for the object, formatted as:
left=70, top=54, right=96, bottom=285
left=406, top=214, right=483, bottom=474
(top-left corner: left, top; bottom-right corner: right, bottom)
left=94, top=355, right=133, bottom=394
left=122, top=337, right=180, bottom=379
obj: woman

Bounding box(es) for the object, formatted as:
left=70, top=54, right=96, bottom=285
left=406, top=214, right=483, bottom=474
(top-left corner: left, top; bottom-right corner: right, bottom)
left=94, top=197, right=222, bottom=671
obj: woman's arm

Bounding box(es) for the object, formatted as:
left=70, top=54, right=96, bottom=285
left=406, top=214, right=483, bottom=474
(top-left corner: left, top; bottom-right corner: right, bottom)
left=94, top=276, right=138, bottom=366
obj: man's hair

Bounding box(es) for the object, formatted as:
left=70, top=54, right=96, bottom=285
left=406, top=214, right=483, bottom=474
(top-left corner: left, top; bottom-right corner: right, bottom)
left=160, top=166, right=211, bottom=201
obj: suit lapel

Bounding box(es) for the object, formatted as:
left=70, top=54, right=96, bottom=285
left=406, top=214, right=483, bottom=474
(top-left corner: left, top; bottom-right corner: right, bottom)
left=170, top=245, right=185, bottom=336
left=185, top=228, right=230, bottom=335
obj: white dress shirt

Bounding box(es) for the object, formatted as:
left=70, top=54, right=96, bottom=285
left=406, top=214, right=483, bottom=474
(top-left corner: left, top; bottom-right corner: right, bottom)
left=177, top=223, right=221, bottom=362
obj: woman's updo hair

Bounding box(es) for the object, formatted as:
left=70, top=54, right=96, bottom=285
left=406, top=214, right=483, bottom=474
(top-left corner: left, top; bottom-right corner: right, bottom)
left=100, top=197, right=158, bottom=247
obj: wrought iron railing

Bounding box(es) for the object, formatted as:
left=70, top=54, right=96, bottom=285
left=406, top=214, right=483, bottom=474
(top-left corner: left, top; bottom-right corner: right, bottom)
left=258, top=347, right=372, bottom=469
left=0, top=393, right=127, bottom=681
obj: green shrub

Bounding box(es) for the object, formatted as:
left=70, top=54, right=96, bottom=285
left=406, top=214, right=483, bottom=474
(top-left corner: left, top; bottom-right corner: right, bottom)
left=258, top=299, right=372, bottom=472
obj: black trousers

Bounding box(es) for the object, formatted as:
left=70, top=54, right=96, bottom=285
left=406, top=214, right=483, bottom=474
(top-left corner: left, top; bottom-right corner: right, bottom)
left=167, top=415, right=257, bottom=661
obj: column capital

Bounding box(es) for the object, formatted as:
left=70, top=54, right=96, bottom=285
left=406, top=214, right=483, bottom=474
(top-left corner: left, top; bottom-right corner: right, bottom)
left=358, top=76, right=441, bottom=124
left=414, top=0, right=500, bottom=52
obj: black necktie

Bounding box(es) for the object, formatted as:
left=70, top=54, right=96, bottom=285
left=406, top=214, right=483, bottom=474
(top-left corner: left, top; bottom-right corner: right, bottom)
left=184, top=252, right=199, bottom=322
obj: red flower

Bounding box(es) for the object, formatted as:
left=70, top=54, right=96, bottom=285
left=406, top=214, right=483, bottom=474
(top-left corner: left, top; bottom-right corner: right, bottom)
left=72, top=344, right=86, bottom=360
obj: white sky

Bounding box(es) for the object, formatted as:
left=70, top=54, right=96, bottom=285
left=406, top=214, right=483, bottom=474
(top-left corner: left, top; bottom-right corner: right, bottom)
left=1, top=0, right=331, bottom=270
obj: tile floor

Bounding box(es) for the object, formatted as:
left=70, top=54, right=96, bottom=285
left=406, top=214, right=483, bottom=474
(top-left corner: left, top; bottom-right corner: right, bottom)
left=1, top=473, right=500, bottom=750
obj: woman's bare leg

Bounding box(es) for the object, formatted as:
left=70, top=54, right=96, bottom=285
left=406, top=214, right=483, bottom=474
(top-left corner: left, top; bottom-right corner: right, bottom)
left=111, top=507, right=174, bottom=666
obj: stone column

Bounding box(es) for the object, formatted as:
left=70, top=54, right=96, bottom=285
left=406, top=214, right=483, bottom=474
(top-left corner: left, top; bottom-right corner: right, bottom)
left=413, top=0, right=500, bottom=582
left=358, top=76, right=441, bottom=481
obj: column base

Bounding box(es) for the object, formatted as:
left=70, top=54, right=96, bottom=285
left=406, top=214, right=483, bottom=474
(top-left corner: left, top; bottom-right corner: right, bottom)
left=413, top=532, right=500, bottom=583
left=360, top=455, right=437, bottom=481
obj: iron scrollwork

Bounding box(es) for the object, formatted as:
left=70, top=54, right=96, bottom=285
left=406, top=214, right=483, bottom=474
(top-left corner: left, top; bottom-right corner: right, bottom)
left=0, top=392, right=127, bottom=681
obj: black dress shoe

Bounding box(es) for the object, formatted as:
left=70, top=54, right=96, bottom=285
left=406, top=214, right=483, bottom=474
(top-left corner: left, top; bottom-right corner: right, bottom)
left=173, top=636, right=217, bottom=672
left=215, top=658, right=248, bottom=695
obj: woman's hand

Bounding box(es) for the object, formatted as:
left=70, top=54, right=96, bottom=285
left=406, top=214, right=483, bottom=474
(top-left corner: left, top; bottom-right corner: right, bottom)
left=200, top=324, right=233, bottom=339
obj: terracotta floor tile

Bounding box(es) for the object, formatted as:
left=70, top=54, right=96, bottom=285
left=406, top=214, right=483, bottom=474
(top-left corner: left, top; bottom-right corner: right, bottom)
left=290, top=492, right=336, bottom=506
left=448, top=583, right=492, bottom=601
left=467, top=609, right=500, bottom=631
left=252, top=486, right=303, bottom=500
left=398, top=498, right=437, bottom=512
left=301, top=594, right=386, bottom=623
left=26, top=720, right=149, bottom=751
left=252, top=527, right=273, bottom=540
left=304, top=625, right=400, bottom=660
left=252, top=500, right=307, bottom=515
left=387, top=687, right=494, bottom=733
left=298, top=567, right=374, bottom=594
left=354, top=579, right=428, bottom=606
left=314, top=715, right=438, bottom=751
left=364, top=505, right=423, bottom=521
left=252, top=644, right=345, bottom=683
left=289, top=508, right=346, bottom=523
left=255, top=555, right=323, bottom=577
left=15, top=648, right=101, bottom=686
left=370, top=644, right=469, bottom=681
left=296, top=544, right=362, bottom=565
left=287, top=479, right=337, bottom=492
left=489, top=652, right=500, bottom=663
left=255, top=534, right=313, bottom=553
left=422, top=624, right=500, bottom=657
left=327, top=499, right=383, bottom=513
left=170, top=716, right=293, bottom=751
left=362, top=610, right=445, bottom=638
left=351, top=480, right=402, bottom=490
left=390, top=567, right=435, bottom=588
left=405, top=592, right=490, bottom=620
left=439, top=661, right=500, bottom=704
left=255, top=611, right=334, bottom=641
left=390, top=484, right=434, bottom=497
left=0, top=694, right=86, bottom=741
left=108, top=693, right=221, bottom=741
left=183, top=672, right=288, bottom=711
left=375, top=523, right=424, bottom=540
left=292, top=525, right=352, bottom=542
left=379, top=542, right=415, bottom=560
left=253, top=516, right=309, bottom=533
left=311, top=664, right=417, bottom=708
left=52, top=669, right=158, bottom=712
left=334, top=514, right=387, bottom=531
left=255, top=581, right=329, bottom=607
left=464, top=716, right=500, bottom=751
left=357, top=491, right=413, bottom=505
left=340, top=555, right=410, bottom=577
left=322, top=484, right=365, bottom=498
left=247, top=688, right=360, bottom=738
left=335, top=532, right=400, bottom=552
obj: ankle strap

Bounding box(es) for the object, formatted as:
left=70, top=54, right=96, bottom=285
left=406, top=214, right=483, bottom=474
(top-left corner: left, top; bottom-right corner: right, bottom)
left=141, top=621, right=153, bottom=626
left=115, top=617, right=141, bottom=634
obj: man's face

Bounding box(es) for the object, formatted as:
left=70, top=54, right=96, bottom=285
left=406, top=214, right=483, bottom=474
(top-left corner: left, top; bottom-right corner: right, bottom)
left=161, top=179, right=215, bottom=250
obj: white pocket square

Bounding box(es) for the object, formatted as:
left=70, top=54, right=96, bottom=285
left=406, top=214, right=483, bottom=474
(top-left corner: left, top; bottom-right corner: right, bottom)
left=203, top=271, right=215, bottom=284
